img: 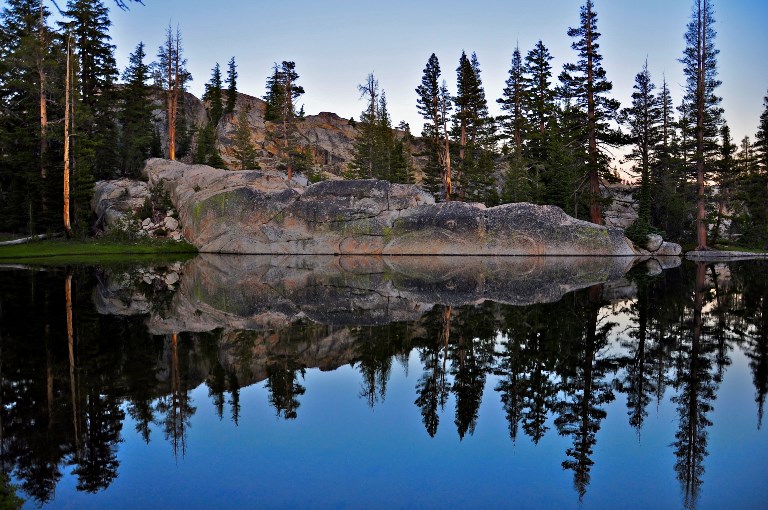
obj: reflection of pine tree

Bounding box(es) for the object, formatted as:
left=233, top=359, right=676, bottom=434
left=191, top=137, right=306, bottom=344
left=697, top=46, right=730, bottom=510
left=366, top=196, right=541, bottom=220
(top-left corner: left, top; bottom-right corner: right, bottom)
left=451, top=304, right=496, bottom=440
left=616, top=276, right=658, bottom=433
left=155, top=334, right=196, bottom=459
left=672, top=263, right=718, bottom=510
left=265, top=360, right=305, bottom=421
left=738, top=261, right=768, bottom=429
left=415, top=306, right=451, bottom=437
left=353, top=324, right=412, bottom=408
left=554, top=286, right=616, bottom=500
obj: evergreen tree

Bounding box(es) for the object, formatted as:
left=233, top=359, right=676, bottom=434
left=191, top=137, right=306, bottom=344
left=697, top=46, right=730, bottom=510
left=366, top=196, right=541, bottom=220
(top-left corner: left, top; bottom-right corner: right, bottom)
left=621, top=61, right=662, bottom=236
left=498, top=46, right=527, bottom=157
left=119, top=42, right=154, bottom=177
left=680, top=0, right=723, bottom=249
left=415, top=53, right=452, bottom=201
left=453, top=51, right=496, bottom=204
left=155, top=24, right=191, bottom=161
left=203, top=62, right=223, bottom=126
left=64, top=0, right=119, bottom=180
left=225, top=56, right=237, bottom=114
left=262, top=61, right=305, bottom=180
left=560, top=0, right=622, bottom=224
left=231, top=105, right=257, bottom=169
left=350, top=73, right=380, bottom=178
left=755, top=90, right=768, bottom=173
left=0, top=0, right=65, bottom=233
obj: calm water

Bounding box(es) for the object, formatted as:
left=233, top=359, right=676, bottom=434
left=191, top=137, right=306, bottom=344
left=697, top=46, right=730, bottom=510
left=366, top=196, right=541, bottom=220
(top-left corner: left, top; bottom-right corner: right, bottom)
left=0, top=256, right=766, bottom=509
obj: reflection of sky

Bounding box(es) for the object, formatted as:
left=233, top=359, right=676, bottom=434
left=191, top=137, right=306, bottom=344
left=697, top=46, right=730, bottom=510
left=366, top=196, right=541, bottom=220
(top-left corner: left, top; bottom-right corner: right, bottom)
left=40, top=340, right=768, bottom=509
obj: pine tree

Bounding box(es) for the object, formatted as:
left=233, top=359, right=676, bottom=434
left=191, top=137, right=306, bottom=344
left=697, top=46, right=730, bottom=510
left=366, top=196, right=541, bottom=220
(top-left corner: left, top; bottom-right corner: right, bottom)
left=155, top=24, right=191, bottom=161
left=498, top=46, right=526, bottom=157
left=64, top=0, right=119, bottom=179
left=560, top=0, right=621, bottom=224
left=232, top=105, right=257, bottom=169
left=225, top=56, right=237, bottom=114
left=621, top=61, right=662, bottom=236
left=453, top=52, right=496, bottom=204
left=680, top=0, right=723, bottom=249
left=755, top=91, right=768, bottom=173
left=203, top=62, right=223, bottom=126
left=520, top=40, right=557, bottom=203
left=711, top=123, right=737, bottom=245
left=415, top=53, right=452, bottom=201
left=0, top=0, right=65, bottom=233
left=119, top=42, right=154, bottom=177
left=262, top=61, right=305, bottom=180
left=350, top=73, right=380, bottom=178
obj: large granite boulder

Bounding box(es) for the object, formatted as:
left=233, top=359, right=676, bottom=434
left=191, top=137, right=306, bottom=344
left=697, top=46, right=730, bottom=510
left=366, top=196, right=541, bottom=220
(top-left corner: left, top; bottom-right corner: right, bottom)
left=138, top=159, right=638, bottom=256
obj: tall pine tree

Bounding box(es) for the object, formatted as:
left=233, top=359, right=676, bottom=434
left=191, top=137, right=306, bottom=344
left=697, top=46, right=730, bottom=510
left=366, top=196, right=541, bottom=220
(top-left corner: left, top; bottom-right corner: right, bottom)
left=119, top=42, right=154, bottom=177
left=560, top=0, right=621, bottom=224
left=680, top=0, right=723, bottom=249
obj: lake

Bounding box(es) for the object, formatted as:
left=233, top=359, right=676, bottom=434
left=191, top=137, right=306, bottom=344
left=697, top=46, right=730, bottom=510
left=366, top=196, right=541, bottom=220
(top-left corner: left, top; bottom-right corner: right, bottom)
left=0, top=255, right=766, bottom=509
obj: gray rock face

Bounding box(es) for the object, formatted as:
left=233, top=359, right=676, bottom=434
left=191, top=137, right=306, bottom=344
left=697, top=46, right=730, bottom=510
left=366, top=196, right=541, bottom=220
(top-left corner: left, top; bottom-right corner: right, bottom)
left=92, top=179, right=149, bottom=229
left=136, top=159, right=639, bottom=256
left=645, top=234, right=664, bottom=252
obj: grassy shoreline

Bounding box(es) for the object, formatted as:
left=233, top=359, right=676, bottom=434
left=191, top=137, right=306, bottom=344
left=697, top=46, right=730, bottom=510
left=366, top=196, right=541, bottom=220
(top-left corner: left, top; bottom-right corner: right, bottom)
left=0, top=237, right=197, bottom=264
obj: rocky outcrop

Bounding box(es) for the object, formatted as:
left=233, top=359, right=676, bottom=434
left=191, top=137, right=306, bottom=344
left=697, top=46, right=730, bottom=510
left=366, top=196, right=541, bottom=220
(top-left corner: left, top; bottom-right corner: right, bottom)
left=137, top=158, right=640, bottom=256
left=603, top=182, right=639, bottom=229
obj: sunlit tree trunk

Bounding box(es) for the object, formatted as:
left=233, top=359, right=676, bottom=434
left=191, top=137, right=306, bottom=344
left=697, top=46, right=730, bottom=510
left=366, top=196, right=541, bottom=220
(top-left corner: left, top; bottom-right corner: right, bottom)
left=64, top=36, right=72, bottom=238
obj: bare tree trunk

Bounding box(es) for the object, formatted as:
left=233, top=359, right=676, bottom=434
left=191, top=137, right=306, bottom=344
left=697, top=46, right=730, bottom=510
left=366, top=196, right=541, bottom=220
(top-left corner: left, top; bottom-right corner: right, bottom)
left=442, top=105, right=452, bottom=202
left=38, top=0, right=47, bottom=180
left=64, top=36, right=72, bottom=238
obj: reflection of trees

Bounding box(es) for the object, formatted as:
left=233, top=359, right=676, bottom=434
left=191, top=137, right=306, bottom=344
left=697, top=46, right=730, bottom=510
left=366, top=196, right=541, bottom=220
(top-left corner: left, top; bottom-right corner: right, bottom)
left=414, top=306, right=451, bottom=437
left=265, top=359, right=305, bottom=420
left=554, top=285, right=617, bottom=500
left=495, top=305, right=558, bottom=444
left=450, top=303, right=496, bottom=440
left=3, top=259, right=768, bottom=505
left=671, top=263, right=718, bottom=510
left=352, top=323, right=412, bottom=408
left=155, top=333, right=196, bottom=458
left=731, top=261, right=768, bottom=429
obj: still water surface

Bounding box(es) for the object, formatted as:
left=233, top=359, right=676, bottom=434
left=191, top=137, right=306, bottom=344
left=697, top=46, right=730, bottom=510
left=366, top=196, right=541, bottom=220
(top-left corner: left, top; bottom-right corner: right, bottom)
left=0, top=256, right=766, bottom=509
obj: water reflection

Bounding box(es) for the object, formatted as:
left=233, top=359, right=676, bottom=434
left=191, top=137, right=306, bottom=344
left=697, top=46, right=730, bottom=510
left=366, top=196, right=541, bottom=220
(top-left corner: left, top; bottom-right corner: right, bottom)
left=0, top=256, right=766, bottom=508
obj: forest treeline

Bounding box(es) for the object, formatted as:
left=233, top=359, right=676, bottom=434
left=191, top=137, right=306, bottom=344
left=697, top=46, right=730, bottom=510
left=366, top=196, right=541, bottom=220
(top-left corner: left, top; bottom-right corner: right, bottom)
left=0, top=0, right=767, bottom=248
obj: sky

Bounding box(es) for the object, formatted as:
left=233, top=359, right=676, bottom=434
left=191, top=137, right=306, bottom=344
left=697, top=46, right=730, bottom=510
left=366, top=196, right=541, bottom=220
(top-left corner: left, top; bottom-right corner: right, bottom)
left=49, top=0, right=768, bottom=154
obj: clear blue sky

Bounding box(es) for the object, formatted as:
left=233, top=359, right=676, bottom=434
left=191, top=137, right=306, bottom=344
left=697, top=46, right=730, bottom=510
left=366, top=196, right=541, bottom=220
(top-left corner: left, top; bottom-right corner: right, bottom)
left=65, top=0, right=768, bottom=148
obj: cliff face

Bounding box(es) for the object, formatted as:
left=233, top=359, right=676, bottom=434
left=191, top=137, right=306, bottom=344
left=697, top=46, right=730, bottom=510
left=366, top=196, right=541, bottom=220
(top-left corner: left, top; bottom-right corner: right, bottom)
left=153, top=91, right=367, bottom=177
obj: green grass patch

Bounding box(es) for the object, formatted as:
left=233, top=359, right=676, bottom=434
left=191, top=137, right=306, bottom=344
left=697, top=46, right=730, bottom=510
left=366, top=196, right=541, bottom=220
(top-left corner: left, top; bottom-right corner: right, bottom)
left=0, top=238, right=197, bottom=265
left=712, top=243, right=767, bottom=254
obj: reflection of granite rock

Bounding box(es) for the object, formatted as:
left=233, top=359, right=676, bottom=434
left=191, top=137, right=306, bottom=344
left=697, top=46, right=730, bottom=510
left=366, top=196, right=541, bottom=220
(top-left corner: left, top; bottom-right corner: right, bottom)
left=130, top=158, right=639, bottom=256
left=128, top=254, right=638, bottom=334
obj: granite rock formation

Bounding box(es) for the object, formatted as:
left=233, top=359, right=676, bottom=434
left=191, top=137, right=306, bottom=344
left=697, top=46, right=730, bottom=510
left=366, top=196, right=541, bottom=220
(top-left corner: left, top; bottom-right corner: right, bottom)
left=132, top=158, right=643, bottom=256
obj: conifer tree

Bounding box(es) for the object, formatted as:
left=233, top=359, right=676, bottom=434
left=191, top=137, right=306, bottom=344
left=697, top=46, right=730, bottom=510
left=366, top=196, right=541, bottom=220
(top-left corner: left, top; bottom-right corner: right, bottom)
left=453, top=52, right=495, bottom=204
left=621, top=61, right=662, bottom=236
left=225, top=56, right=237, bottom=114
left=415, top=54, right=452, bottom=200
left=351, top=73, right=380, bottom=178
left=156, top=24, right=191, bottom=161
left=755, top=91, right=768, bottom=173
left=232, top=105, right=257, bottom=169
left=560, top=0, right=621, bottom=225
left=0, top=0, right=65, bottom=233
left=203, top=62, right=223, bottom=126
left=119, top=42, right=154, bottom=177
left=498, top=46, right=526, bottom=157
left=263, top=61, right=305, bottom=180
left=680, top=0, right=723, bottom=249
